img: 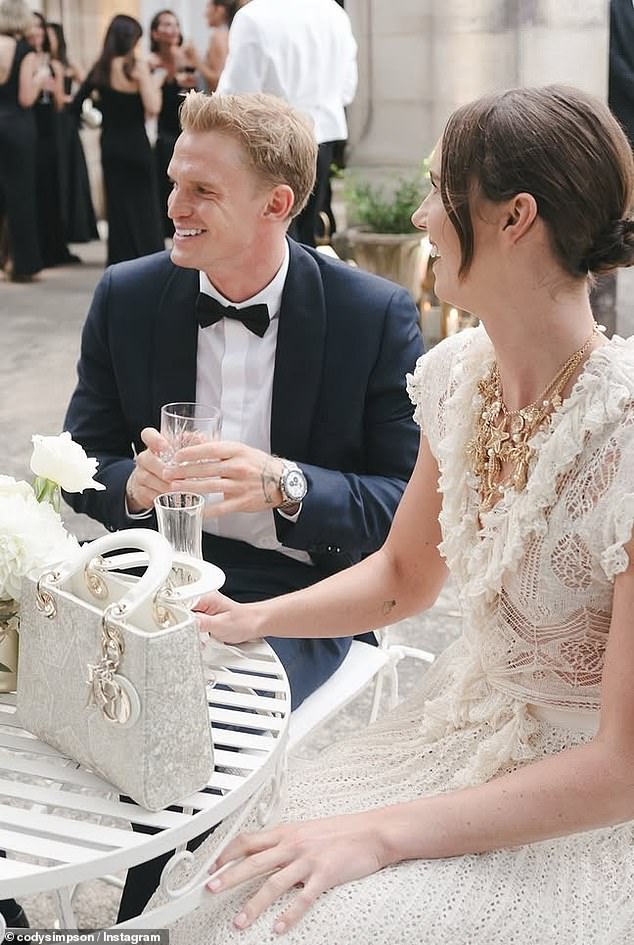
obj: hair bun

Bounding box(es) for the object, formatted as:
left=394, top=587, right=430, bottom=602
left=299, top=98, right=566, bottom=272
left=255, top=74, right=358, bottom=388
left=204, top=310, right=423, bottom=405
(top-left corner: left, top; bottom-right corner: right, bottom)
left=581, top=218, right=634, bottom=274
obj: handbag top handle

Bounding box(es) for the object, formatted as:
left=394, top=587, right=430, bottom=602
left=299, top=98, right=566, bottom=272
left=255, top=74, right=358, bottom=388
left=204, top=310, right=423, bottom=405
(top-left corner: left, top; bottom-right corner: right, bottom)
left=50, top=529, right=174, bottom=621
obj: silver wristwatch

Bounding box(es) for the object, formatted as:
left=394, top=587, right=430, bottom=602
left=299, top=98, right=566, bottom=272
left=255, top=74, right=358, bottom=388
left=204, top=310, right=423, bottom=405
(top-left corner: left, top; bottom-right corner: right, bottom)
left=278, top=461, right=307, bottom=512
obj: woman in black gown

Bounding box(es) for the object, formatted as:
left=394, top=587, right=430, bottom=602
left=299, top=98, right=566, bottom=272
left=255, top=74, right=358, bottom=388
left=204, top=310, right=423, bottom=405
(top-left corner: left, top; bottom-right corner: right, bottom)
left=74, top=14, right=164, bottom=266
left=148, top=9, right=197, bottom=237
left=0, top=0, right=43, bottom=280
left=27, top=11, right=79, bottom=268
left=47, top=21, right=98, bottom=244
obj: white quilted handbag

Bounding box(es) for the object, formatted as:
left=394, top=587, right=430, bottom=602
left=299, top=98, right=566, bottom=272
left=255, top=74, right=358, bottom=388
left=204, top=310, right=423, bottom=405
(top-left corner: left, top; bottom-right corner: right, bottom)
left=17, top=529, right=224, bottom=811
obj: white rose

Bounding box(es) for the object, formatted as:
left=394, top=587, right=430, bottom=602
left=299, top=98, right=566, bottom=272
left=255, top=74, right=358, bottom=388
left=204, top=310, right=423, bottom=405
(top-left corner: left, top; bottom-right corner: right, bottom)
left=30, top=432, right=106, bottom=494
left=0, top=486, right=79, bottom=601
left=0, top=476, right=36, bottom=501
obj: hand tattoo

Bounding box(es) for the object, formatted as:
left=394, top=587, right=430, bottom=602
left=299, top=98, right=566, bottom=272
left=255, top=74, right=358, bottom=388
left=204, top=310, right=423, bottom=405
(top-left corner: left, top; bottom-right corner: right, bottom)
left=261, top=457, right=280, bottom=506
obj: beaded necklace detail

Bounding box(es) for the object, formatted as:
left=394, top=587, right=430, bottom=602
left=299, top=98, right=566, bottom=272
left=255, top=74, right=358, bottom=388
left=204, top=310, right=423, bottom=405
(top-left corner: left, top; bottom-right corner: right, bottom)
left=467, top=326, right=600, bottom=515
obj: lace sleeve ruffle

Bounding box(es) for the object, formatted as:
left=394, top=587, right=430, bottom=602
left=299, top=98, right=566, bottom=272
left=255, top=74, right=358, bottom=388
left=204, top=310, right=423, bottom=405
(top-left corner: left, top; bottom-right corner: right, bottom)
left=406, top=329, right=479, bottom=454
left=406, top=353, right=427, bottom=430
left=600, top=492, right=634, bottom=579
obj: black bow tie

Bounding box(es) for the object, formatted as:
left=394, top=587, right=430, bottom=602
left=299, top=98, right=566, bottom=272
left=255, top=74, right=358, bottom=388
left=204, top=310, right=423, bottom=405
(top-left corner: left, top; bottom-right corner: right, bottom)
left=195, top=293, right=270, bottom=338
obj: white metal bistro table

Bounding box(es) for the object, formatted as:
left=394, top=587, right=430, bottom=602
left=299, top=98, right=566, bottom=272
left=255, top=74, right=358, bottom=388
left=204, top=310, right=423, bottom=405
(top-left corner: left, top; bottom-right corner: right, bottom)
left=0, top=639, right=290, bottom=929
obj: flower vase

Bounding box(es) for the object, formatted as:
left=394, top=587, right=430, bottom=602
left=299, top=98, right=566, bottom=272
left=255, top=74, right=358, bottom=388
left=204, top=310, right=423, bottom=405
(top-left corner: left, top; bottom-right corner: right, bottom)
left=0, top=598, right=19, bottom=692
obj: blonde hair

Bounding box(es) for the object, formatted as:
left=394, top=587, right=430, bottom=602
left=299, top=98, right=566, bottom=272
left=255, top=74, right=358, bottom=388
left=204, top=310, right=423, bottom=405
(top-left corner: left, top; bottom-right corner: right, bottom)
left=0, top=0, right=33, bottom=35
left=178, top=91, right=317, bottom=218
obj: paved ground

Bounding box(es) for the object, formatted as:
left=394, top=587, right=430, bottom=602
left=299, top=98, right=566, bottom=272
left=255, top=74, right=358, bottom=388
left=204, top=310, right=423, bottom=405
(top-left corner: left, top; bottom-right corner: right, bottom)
left=1, top=238, right=633, bottom=928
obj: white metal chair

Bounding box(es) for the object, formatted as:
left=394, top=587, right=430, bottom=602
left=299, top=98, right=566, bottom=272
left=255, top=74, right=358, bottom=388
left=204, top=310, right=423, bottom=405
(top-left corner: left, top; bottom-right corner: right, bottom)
left=288, top=629, right=435, bottom=752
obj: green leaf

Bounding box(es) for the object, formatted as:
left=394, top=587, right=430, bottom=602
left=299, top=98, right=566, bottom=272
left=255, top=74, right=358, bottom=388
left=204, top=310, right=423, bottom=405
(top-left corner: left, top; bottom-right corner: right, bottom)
left=344, top=166, right=431, bottom=234
left=33, top=476, right=61, bottom=512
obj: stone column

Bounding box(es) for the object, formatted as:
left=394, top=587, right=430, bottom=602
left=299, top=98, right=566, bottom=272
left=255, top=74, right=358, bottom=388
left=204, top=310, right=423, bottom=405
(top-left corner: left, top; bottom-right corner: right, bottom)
left=346, top=0, right=433, bottom=175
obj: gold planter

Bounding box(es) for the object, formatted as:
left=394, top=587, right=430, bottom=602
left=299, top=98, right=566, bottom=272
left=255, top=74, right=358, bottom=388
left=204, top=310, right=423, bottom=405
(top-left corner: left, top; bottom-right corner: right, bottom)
left=0, top=598, right=19, bottom=692
left=344, top=228, right=424, bottom=302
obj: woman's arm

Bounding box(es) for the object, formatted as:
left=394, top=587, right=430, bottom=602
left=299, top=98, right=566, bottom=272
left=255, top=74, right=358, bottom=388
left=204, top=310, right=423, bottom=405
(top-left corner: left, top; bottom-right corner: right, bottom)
left=68, top=61, right=85, bottom=85
left=68, top=73, right=94, bottom=120
left=18, top=50, right=46, bottom=107
left=196, top=434, right=448, bottom=642
left=133, top=57, right=162, bottom=118
left=50, top=59, right=66, bottom=111
left=184, top=31, right=228, bottom=91
left=376, top=548, right=634, bottom=858
left=207, top=538, right=634, bottom=934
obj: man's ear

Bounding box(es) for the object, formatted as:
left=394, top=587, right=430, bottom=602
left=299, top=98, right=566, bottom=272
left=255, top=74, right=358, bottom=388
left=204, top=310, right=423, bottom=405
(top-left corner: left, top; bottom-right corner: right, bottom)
left=502, top=192, right=538, bottom=243
left=263, top=184, right=295, bottom=221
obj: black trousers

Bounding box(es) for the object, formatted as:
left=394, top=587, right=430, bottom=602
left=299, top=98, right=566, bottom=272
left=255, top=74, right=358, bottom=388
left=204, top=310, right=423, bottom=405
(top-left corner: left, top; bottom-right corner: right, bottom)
left=0, top=851, right=21, bottom=921
left=117, top=816, right=211, bottom=922
left=289, top=141, right=336, bottom=247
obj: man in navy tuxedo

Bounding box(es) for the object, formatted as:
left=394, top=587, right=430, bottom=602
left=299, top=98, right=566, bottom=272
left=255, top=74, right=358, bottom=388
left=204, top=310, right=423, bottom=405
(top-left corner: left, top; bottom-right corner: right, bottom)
left=63, top=90, right=422, bottom=916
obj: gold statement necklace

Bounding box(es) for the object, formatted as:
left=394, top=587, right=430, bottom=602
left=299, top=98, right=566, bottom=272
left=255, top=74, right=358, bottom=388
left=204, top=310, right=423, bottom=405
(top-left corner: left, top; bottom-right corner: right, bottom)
left=467, top=325, right=600, bottom=515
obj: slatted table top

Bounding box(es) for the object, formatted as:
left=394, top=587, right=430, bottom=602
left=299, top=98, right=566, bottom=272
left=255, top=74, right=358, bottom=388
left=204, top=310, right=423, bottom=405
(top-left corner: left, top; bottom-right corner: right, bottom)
left=0, top=640, right=290, bottom=902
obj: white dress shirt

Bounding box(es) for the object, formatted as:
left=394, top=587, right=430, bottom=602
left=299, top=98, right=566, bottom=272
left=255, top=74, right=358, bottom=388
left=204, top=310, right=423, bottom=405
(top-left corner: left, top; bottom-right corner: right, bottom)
left=196, top=243, right=311, bottom=564
left=217, top=0, right=358, bottom=144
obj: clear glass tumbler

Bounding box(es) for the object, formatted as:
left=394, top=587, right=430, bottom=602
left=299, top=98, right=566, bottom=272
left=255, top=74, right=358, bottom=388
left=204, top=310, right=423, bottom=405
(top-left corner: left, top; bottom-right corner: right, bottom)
left=154, top=492, right=204, bottom=564
left=159, top=402, right=221, bottom=466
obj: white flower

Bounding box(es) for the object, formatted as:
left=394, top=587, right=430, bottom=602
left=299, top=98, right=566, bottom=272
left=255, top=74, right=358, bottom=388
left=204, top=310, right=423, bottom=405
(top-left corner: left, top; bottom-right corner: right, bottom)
left=0, top=476, right=35, bottom=501
left=0, top=483, right=79, bottom=602
left=30, top=432, right=105, bottom=494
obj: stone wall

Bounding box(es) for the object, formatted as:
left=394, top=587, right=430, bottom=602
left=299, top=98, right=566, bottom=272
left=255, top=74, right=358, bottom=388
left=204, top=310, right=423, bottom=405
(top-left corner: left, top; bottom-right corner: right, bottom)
left=346, top=0, right=609, bottom=175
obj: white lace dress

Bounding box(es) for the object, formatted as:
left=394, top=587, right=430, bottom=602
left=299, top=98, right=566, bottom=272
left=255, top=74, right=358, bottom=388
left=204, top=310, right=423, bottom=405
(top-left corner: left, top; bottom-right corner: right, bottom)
left=158, top=328, right=634, bottom=945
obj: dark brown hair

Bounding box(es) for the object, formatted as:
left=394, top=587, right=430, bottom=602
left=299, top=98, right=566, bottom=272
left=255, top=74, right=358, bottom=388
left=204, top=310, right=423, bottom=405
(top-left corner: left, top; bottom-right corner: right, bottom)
left=88, top=14, right=142, bottom=87
left=440, top=85, right=634, bottom=277
left=211, top=0, right=238, bottom=27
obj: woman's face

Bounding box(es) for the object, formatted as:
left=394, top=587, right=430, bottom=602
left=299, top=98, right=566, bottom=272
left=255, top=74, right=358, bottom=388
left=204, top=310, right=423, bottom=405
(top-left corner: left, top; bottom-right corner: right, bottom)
left=153, top=13, right=180, bottom=48
left=206, top=2, right=227, bottom=28
left=412, top=145, right=465, bottom=307
left=412, top=142, right=502, bottom=312
left=27, top=18, right=46, bottom=51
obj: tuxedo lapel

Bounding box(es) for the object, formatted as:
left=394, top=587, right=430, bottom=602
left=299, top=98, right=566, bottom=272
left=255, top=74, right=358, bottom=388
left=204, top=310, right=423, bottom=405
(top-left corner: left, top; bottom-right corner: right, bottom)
left=271, top=240, right=327, bottom=459
left=151, top=266, right=199, bottom=424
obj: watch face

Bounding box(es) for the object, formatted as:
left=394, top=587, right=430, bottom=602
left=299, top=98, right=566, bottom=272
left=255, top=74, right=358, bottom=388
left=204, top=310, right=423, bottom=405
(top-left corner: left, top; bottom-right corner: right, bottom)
left=284, top=468, right=306, bottom=501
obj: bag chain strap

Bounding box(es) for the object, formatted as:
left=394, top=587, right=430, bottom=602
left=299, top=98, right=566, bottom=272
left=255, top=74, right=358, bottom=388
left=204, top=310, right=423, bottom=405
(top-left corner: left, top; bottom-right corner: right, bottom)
left=86, top=605, right=133, bottom=725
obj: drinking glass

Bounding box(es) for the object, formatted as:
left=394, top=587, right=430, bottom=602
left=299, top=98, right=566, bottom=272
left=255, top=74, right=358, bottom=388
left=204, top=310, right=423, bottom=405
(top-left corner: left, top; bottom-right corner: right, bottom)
left=160, top=402, right=221, bottom=466
left=154, top=491, right=231, bottom=687
left=154, top=492, right=204, bottom=562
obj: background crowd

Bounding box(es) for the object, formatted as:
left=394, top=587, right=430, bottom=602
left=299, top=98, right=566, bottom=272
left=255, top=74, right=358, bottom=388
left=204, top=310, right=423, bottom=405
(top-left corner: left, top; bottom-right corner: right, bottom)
left=0, top=0, right=354, bottom=282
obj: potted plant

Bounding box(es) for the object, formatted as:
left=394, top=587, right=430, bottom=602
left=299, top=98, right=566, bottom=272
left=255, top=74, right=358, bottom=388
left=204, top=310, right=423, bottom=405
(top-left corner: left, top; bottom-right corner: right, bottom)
left=337, top=167, right=430, bottom=302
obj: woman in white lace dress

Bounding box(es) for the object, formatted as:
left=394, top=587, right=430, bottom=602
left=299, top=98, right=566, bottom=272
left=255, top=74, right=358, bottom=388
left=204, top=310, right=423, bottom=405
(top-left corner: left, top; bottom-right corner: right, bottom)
left=160, top=85, right=634, bottom=944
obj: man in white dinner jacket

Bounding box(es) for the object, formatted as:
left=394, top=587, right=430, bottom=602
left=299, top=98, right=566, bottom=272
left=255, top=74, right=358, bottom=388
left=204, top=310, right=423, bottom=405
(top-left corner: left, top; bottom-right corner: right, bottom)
left=217, top=0, right=358, bottom=245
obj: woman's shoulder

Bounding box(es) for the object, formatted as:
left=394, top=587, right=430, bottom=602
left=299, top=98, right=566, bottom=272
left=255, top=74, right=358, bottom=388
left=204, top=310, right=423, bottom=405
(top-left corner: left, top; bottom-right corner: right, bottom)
left=109, top=56, right=143, bottom=92
left=596, top=333, right=634, bottom=377
left=406, top=326, right=490, bottom=437
left=0, top=33, right=16, bottom=78
left=407, top=326, right=488, bottom=405
left=575, top=334, right=634, bottom=431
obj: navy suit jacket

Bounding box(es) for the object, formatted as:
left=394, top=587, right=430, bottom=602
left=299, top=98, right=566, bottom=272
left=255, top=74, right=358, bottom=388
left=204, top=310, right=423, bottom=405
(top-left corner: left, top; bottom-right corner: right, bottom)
left=64, top=240, right=423, bottom=702
left=609, top=0, right=634, bottom=145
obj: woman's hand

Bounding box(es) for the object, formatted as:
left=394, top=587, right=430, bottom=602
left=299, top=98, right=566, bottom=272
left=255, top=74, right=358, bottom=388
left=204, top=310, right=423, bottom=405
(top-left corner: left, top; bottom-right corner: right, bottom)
left=207, top=812, right=387, bottom=934
left=182, top=41, right=201, bottom=68
left=194, top=592, right=264, bottom=645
